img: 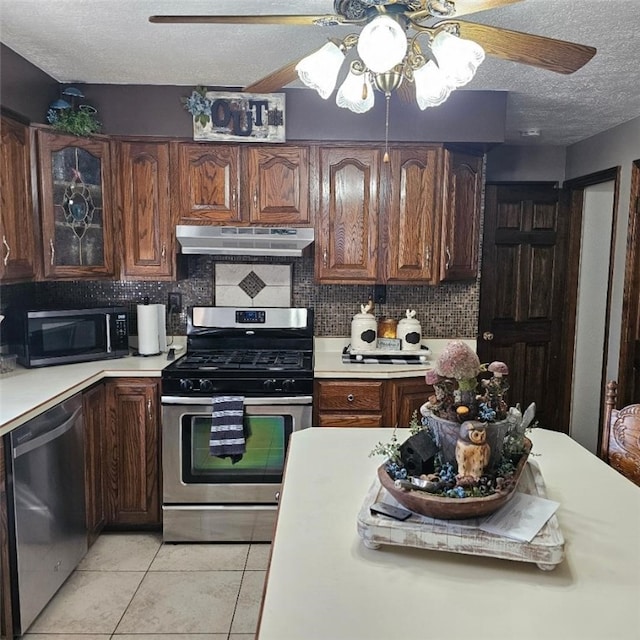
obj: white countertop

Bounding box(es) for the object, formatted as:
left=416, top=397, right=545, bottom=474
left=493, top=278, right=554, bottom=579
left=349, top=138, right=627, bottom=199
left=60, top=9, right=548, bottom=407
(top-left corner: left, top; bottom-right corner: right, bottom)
left=0, top=339, right=185, bottom=436
left=314, top=337, right=476, bottom=379
left=258, top=427, right=640, bottom=640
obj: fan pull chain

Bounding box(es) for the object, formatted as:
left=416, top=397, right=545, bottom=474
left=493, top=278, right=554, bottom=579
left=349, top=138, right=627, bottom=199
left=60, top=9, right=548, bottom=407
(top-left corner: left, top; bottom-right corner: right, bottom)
left=383, top=92, right=391, bottom=163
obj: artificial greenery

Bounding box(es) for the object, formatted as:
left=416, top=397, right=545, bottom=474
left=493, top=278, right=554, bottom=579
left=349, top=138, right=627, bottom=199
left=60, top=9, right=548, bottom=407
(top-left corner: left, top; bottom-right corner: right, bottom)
left=46, top=105, right=101, bottom=136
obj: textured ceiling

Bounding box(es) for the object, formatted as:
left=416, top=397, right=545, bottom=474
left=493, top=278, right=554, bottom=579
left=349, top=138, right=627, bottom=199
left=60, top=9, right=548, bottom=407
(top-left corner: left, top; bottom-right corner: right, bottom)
left=1, top=0, right=639, bottom=145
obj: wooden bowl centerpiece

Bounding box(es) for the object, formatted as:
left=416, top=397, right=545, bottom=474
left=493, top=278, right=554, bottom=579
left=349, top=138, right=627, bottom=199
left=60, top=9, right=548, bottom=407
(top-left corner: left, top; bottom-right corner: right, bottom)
left=378, top=436, right=532, bottom=520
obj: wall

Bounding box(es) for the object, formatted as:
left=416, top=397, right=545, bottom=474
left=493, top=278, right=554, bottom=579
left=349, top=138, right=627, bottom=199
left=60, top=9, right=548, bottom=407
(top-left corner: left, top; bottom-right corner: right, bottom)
left=565, top=115, right=640, bottom=382
left=485, top=145, right=566, bottom=183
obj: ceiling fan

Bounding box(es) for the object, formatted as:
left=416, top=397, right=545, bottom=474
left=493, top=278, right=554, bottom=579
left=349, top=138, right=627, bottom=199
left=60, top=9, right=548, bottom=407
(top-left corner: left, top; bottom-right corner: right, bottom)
left=149, top=0, right=597, bottom=98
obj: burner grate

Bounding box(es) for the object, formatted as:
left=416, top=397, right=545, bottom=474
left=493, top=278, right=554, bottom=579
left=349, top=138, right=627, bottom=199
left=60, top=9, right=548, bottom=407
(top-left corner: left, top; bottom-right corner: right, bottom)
left=176, top=350, right=305, bottom=371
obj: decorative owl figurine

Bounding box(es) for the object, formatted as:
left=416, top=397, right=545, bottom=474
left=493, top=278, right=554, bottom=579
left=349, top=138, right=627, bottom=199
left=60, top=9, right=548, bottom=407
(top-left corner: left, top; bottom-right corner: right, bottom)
left=455, top=421, right=491, bottom=480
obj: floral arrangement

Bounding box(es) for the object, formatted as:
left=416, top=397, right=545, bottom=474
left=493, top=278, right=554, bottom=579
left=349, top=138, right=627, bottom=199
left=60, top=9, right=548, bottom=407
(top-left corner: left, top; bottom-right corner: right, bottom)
left=370, top=341, right=535, bottom=502
left=423, top=340, right=509, bottom=424
left=181, top=85, right=212, bottom=127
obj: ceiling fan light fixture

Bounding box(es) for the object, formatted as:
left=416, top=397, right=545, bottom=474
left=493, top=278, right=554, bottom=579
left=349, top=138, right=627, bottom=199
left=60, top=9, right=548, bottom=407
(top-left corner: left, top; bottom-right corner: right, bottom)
left=431, top=30, right=485, bottom=88
left=413, top=60, right=454, bottom=109
left=357, top=14, right=408, bottom=74
left=336, top=63, right=375, bottom=113
left=295, top=41, right=345, bottom=99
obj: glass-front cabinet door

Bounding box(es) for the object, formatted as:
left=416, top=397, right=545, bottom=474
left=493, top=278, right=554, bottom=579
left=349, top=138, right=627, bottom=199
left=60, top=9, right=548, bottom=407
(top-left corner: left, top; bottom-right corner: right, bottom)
left=37, top=130, right=114, bottom=279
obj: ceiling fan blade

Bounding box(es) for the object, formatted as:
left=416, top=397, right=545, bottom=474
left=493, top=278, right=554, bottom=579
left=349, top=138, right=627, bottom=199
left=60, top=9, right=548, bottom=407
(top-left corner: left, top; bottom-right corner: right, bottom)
left=149, top=14, right=337, bottom=26
left=243, top=56, right=305, bottom=93
left=453, top=21, right=596, bottom=74
left=411, top=0, right=522, bottom=21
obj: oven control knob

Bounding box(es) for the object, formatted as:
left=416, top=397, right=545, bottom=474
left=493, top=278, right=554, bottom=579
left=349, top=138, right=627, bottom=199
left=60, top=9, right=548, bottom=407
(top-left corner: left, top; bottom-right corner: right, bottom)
left=263, top=378, right=276, bottom=391
left=199, top=379, right=213, bottom=393
left=282, top=378, right=296, bottom=391
left=179, top=378, right=194, bottom=392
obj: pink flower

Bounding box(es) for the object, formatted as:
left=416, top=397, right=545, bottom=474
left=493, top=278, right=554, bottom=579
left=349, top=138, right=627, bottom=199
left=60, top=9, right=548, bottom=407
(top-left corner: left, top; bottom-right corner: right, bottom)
left=435, top=341, right=481, bottom=383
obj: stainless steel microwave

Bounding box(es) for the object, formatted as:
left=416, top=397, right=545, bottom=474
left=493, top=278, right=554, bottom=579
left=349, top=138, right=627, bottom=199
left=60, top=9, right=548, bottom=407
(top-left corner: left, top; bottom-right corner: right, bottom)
left=8, top=307, right=129, bottom=368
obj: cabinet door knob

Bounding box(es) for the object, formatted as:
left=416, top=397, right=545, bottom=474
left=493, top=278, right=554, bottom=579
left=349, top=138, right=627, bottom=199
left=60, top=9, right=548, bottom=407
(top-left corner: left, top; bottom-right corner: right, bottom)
left=161, top=243, right=166, bottom=260
left=425, top=246, right=430, bottom=266
left=232, top=188, right=237, bottom=209
left=49, top=238, right=55, bottom=265
left=2, top=235, right=10, bottom=266
left=347, top=394, right=354, bottom=402
left=445, top=246, right=452, bottom=270
left=147, top=399, right=153, bottom=420
left=483, top=331, right=494, bottom=341
left=323, top=248, right=328, bottom=267
left=253, top=188, right=258, bottom=209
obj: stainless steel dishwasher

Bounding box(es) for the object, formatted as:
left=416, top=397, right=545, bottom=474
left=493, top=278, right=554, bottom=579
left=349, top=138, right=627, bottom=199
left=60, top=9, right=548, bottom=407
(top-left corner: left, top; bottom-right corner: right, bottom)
left=6, top=393, right=87, bottom=635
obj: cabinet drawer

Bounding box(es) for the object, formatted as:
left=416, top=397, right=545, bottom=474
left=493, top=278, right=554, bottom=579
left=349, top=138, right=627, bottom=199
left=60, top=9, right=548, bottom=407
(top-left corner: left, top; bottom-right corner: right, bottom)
left=316, top=380, right=383, bottom=411
left=317, top=413, right=384, bottom=428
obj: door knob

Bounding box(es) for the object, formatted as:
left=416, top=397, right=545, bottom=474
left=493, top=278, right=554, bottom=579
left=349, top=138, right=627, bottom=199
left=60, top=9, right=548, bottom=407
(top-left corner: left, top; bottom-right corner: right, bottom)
left=483, top=331, right=494, bottom=341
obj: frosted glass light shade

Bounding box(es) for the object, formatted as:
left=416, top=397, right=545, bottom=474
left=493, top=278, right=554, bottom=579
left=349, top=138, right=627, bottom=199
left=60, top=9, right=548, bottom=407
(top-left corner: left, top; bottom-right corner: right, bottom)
left=357, top=15, right=407, bottom=73
left=413, top=61, right=453, bottom=109
left=295, top=42, right=345, bottom=99
left=431, top=30, right=485, bottom=88
left=336, top=68, right=375, bottom=113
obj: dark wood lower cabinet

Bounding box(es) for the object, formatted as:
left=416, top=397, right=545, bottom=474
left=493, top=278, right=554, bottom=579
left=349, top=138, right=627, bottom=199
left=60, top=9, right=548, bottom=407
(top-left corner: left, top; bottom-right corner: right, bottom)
left=314, top=377, right=431, bottom=428
left=83, top=383, right=106, bottom=546
left=104, top=378, right=161, bottom=527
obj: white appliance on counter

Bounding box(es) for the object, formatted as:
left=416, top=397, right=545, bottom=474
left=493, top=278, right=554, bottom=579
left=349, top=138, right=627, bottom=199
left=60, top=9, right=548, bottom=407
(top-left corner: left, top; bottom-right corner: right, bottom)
left=133, top=301, right=167, bottom=356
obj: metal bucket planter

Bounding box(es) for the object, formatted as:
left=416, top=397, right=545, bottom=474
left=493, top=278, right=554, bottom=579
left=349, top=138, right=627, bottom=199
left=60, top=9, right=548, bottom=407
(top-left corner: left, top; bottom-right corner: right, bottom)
left=422, top=410, right=510, bottom=472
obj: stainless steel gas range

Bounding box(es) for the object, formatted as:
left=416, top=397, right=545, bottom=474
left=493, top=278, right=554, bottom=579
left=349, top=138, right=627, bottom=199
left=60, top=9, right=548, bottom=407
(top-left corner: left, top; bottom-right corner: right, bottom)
left=161, top=306, right=313, bottom=542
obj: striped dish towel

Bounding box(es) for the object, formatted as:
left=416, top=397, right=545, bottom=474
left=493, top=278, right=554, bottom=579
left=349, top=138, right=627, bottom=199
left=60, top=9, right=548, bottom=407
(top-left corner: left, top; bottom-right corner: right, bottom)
left=209, top=395, right=246, bottom=460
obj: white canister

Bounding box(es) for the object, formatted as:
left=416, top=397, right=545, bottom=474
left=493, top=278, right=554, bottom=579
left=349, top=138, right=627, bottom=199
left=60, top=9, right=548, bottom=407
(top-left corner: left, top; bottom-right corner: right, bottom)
left=397, top=315, right=422, bottom=351
left=350, top=313, right=377, bottom=351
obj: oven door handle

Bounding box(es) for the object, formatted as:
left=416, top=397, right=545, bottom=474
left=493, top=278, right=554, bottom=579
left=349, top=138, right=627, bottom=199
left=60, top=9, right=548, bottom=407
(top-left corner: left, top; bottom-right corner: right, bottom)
left=161, top=395, right=313, bottom=406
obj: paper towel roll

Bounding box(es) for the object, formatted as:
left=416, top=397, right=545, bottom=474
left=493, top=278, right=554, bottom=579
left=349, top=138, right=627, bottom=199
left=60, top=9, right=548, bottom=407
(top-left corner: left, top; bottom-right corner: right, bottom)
left=137, top=303, right=160, bottom=355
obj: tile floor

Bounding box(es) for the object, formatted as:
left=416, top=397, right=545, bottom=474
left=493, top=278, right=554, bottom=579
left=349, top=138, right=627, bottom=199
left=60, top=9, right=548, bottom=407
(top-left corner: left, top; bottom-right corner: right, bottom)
left=23, top=532, right=269, bottom=640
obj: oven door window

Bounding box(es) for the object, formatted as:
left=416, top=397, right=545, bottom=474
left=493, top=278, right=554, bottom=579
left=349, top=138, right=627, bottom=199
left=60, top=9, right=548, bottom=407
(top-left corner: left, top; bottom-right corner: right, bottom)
left=182, top=414, right=293, bottom=484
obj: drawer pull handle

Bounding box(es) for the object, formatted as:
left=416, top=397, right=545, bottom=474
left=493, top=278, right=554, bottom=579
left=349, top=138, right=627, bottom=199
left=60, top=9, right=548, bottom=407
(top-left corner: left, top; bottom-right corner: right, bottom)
left=347, top=394, right=354, bottom=402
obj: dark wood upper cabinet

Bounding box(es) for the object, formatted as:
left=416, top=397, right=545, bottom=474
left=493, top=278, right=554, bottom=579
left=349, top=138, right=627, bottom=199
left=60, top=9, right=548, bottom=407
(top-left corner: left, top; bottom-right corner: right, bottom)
left=384, top=146, right=444, bottom=284
left=37, top=129, right=115, bottom=279
left=116, top=140, right=173, bottom=279
left=244, top=146, right=310, bottom=225
left=0, top=115, right=39, bottom=282
left=440, top=149, right=483, bottom=281
left=173, top=143, right=240, bottom=223
left=315, top=147, right=380, bottom=283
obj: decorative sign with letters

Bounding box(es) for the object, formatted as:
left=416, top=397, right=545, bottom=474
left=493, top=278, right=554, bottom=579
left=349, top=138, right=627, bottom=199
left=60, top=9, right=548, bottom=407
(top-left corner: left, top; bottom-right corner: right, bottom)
left=186, top=89, right=286, bottom=143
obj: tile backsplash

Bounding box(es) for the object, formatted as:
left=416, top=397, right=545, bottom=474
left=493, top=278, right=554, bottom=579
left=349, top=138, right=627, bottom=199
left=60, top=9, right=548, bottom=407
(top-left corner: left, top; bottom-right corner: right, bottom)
left=0, top=253, right=479, bottom=340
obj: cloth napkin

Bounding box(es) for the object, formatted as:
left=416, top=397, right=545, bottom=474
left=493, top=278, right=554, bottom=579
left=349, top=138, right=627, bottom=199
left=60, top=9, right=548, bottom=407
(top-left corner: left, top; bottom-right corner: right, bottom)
left=209, top=395, right=246, bottom=462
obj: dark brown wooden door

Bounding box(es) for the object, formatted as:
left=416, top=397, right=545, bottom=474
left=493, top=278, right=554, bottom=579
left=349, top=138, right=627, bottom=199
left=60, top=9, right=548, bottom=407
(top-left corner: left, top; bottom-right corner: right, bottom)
left=244, top=146, right=310, bottom=224
left=315, top=147, right=380, bottom=283
left=440, top=149, right=483, bottom=281
left=384, top=146, right=443, bottom=284
left=173, top=143, right=240, bottom=223
left=619, top=160, right=640, bottom=405
left=478, top=183, right=570, bottom=430
left=117, top=140, right=173, bottom=279
left=390, top=378, right=432, bottom=429
left=105, top=378, right=160, bottom=526
left=0, top=115, right=38, bottom=282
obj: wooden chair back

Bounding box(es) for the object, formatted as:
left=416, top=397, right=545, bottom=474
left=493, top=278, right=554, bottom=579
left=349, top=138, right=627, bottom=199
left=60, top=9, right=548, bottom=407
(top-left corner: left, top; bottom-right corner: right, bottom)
left=601, top=380, right=640, bottom=486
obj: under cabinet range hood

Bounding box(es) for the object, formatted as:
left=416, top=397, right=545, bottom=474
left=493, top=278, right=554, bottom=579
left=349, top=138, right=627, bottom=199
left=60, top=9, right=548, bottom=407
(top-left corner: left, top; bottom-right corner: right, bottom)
left=176, top=225, right=314, bottom=257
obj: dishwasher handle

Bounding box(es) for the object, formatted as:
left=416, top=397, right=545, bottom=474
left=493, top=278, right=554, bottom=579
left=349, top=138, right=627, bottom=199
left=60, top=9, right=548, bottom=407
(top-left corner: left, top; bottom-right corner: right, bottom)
left=13, top=406, right=82, bottom=459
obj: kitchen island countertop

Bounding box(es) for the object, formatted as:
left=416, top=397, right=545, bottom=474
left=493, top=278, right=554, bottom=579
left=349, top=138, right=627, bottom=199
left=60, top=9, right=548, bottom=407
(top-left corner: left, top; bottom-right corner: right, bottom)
left=258, top=427, right=640, bottom=640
